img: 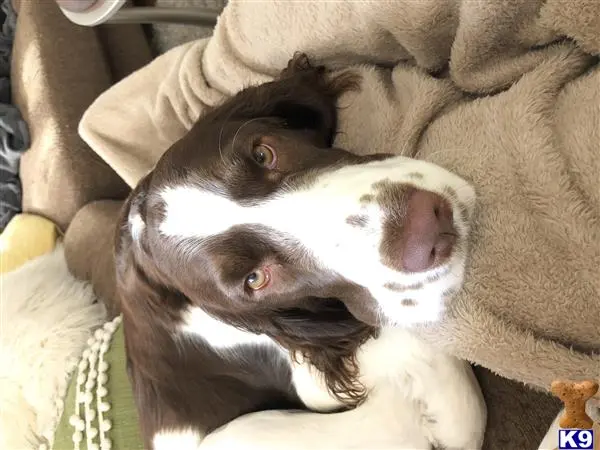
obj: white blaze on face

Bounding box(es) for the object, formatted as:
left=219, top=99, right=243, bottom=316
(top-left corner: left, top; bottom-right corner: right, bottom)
left=159, top=156, right=476, bottom=326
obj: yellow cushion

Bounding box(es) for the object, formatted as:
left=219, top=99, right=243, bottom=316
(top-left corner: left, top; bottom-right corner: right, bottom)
left=0, top=214, right=59, bottom=273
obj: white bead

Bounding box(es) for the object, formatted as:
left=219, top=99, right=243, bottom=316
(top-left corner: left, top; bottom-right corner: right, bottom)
left=98, top=373, right=108, bottom=385
left=82, top=349, right=91, bottom=359
left=83, top=392, right=94, bottom=404
left=75, top=420, right=85, bottom=432
left=98, top=361, right=109, bottom=372
left=69, top=415, right=80, bottom=426
left=95, top=329, right=105, bottom=340
left=77, top=373, right=86, bottom=384
left=88, top=409, right=97, bottom=421
left=89, top=369, right=98, bottom=379
left=89, top=427, right=99, bottom=439
left=100, top=342, right=110, bottom=353
left=72, top=431, right=83, bottom=443
left=101, top=440, right=112, bottom=450
left=92, top=341, right=101, bottom=352
left=89, top=444, right=99, bottom=450
left=97, top=386, right=108, bottom=397
left=89, top=353, right=98, bottom=363
left=101, top=419, right=112, bottom=431
left=78, top=359, right=89, bottom=371
left=99, top=402, right=111, bottom=412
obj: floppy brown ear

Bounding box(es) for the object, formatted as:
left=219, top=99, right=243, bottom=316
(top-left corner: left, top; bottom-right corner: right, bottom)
left=256, top=299, right=376, bottom=405
left=112, top=176, right=188, bottom=447
left=207, top=53, right=360, bottom=147
left=114, top=174, right=189, bottom=329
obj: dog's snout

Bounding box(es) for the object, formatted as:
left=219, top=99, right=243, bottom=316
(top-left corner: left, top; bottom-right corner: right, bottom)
left=401, top=189, right=456, bottom=273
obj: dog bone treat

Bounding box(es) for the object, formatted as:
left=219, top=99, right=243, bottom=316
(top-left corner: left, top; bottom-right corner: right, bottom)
left=551, top=380, right=599, bottom=429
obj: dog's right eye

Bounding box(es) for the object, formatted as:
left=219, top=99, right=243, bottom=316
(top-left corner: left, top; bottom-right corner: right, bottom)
left=251, top=144, right=277, bottom=169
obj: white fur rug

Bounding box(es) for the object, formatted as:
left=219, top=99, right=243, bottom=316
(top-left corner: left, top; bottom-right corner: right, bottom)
left=0, top=245, right=107, bottom=449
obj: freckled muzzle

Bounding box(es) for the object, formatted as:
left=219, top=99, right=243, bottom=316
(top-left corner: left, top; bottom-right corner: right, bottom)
left=276, top=156, right=473, bottom=284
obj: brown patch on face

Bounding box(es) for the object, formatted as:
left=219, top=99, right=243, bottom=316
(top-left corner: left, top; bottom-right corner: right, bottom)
left=370, top=180, right=413, bottom=214
left=383, top=281, right=424, bottom=292
left=359, top=194, right=374, bottom=204
left=407, top=172, right=424, bottom=180
left=370, top=179, right=391, bottom=191
left=401, top=298, right=417, bottom=307
left=442, top=186, right=458, bottom=202
left=370, top=179, right=413, bottom=272
left=443, top=187, right=470, bottom=224
left=346, top=215, right=368, bottom=228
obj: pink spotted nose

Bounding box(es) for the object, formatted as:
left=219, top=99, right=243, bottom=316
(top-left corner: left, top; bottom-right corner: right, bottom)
left=401, top=189, right=457, bottom=273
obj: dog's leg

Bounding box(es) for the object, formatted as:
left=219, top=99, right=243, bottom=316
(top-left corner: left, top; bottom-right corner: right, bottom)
left=417, top=356, right=487, bottom=449
left=359, top=329, right=486, bottom=450
left=199, top=398, right=431, bottom=450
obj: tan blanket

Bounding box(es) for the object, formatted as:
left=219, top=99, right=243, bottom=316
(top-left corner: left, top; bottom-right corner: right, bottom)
left=79, top=0, right=600, bottom=394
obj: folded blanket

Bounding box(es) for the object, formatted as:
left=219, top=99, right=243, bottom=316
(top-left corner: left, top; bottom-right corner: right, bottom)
left=79, top=0, right=600, bottom=396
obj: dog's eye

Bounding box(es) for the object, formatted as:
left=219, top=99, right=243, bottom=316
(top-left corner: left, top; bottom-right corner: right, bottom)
left=245, top=269, right=270, bottom=290
left=252, top=144, right=277, bottom=169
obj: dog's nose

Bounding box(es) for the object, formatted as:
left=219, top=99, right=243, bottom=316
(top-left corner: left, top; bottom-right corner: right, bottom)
left=401, top=189, right=457, bottom=273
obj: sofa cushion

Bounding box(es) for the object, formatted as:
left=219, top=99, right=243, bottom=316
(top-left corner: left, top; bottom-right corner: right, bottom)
left=12, top=0, right=152, bottom=231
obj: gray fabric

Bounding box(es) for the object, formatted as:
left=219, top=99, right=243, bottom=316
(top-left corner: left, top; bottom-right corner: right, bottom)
left=149, top=0, right=226, bottom=54
left=0, top=0, right=29, bottom=230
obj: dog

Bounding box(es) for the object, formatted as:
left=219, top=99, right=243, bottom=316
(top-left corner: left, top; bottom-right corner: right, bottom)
left=115, top=53, right=485, bottom=449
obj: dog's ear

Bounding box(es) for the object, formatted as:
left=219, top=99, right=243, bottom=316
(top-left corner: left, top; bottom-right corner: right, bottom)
left=114, top=174, right=189, bottom=330
left=209, top=53, right=360, bottom=147
left=252, top=299, right=376, bottom=405
left=114, top=176, right=198, bottom=448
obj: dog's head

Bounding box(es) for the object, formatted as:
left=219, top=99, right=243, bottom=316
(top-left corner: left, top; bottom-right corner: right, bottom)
left=116, top=54, right=476, bottom=402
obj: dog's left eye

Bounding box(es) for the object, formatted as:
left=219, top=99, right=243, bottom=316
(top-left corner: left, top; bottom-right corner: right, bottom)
left=245, top=268, right=270, bottom=291
left=252, top=144, right=277, bottom=169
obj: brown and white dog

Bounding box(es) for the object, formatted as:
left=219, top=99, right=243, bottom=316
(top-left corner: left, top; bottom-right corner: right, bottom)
left=115, top=54, right=486, bottom=449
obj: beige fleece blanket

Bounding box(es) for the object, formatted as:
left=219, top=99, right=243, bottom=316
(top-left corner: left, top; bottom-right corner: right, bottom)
left=79, top=0, right=600, bottom=394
